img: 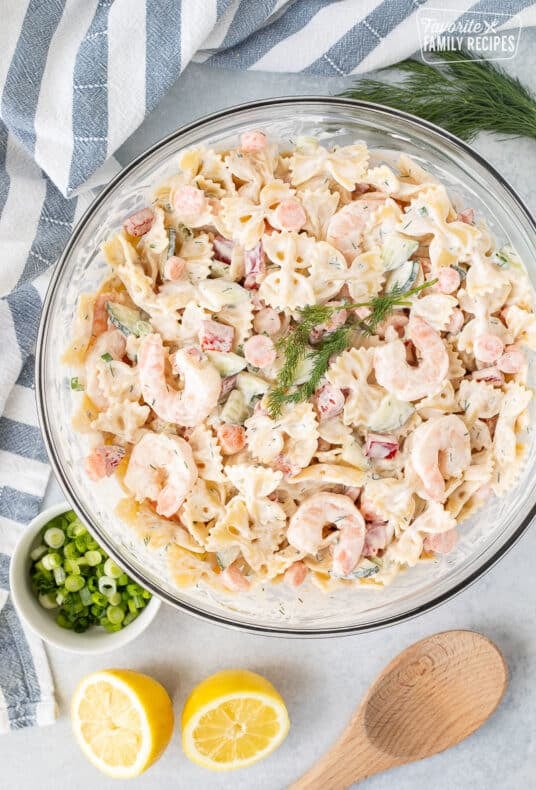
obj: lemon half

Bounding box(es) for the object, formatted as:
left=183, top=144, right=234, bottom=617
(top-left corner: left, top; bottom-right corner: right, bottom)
left=71, top=669, right=174, bottom=778
left=181, top=669, right=290, bottom=771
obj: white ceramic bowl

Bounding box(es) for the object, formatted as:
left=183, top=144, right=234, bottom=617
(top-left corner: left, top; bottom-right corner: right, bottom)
left=9, top=502, right=161, bottom=654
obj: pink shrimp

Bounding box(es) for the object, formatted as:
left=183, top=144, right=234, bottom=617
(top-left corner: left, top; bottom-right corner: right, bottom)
left=199, top=319, right=234, bottom=353
left=123, top=208, right=154, bottom=237
left=309, top=307, right=347, bottom=344
left=288, top=493, right=365, bottom=577
left=253, top=307, right=281, bottom=335
left=438, top=267, right=461, bottom=294
left=243, top=334, right=276, bottom=368
left=216, top=423, right=246, bottom=455
left=410, top=414, right=471, bottom=501
left=240, top=130, right=267, bottom=153
left=221, top=562, right=250, bottom=591
left=173, top=185, right=206, bottom=220
left=446, top=308, right=465, bottom=334
left=284, top=561, right=308, bottom=588
left=124, top=432, right=197, bottom=517
left=363, top=523, right=387, bottom=557
left=91, top=292, right=116, bottom=337
left=315, top=383, right=345, bottom=421
left=374, top=315, right=449, bottom=401
left=423, top=528, right=458, bottom=554
left=497, top=345, right=525, bottom=374
left=327, top=197, right=385, bottom=261
left=163, top=256, right=186, bottom=281
left=138, top=333, right=221, bottom=426
left=473, top=333, right=504, bottom=364
left=85, top=445, right=125, bottom=481
left=273, top=199, right=306, bottom=232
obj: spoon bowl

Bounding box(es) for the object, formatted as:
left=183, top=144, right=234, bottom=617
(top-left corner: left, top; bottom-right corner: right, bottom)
left=291, top=630, right=507, bottom=788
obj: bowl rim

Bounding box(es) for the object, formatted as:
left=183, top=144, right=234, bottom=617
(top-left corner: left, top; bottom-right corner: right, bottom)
left=9, top=502, right=161, bottom=654
left=36, top=96, right=536, bottom=638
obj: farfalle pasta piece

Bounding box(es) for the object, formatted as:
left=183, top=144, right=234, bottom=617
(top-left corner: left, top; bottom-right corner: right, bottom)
left=178, top=146, right=235, bottom=193
left=116, top=498, right=203, bottom=552
left=179, top=479, right=226, bottom=544
left=384, top=528, right=423, bottom=567
left=188, top=424, right=225, bottom=482
left=258, top=231, right=315, bottom=310
left=138, top=206, right=168, bottom=282
left=411, top=501, right=457, bottom=535
left=493, top=382, right=532, bottom=490
left=326, top=347, right=383, bottom=428
left=361, top=477, right=415, bottom=530
left=219, top=181, right=295, bottom=250
left=216, top=300, right=253, bottom=347
left=503, top=305, right=536, bottom=350
left=224, top=464, right=286, bottom=529
left=298, top=187, right=339, bottom=239
left=93, top=402, right=149, bottom=443
left=290, top=142, right=369, bottom=191
left=411, top=294, right=457, bottom=332
left=245, top=402, right=318, bottom=469
left=456, top=379, right=503, bottom=424
left=416, top=381, right=457, bottom=419
left=290, top=463, right=366, bottom=488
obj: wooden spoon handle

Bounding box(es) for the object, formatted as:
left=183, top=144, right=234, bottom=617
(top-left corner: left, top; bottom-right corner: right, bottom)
left=290, top=718, right=391, bottom=790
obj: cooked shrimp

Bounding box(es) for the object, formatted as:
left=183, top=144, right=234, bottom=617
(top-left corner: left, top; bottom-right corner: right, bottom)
left=243, top=334, right=276, bottom=367
left=423, top=528, right=458, bottom=554
left=438, top=267, right=460, bottom=294
left=287, top=493, right=365, bottom=577
left=273, top=199, right=306, bottom=232
left=85, top=329, right=127, bottom=408
left=446, top=308, right=464, bottom=334
left=91, top=292, right=116, bottom=337
left=473, top=333, right=504, bottom=364
left=123, top=207, right=154, bottom=236
left=284, top=561, right=308, bottom=588
left=85, top=445, right=125, bottom=481
left=327, top=197, right=384, bottom=262
left=374, top=315, right=449, bottom=401
left=138, top=333, right=221, bottom=427
left=240, top=130, right=267, bottom=153
left=253, top=306, right=281, bottom=335
left=221, top=562, right=250, bottom=591
left=124, top=431, right=197, bottom=517
left=410, top=414, right=471, bottom=501
left=163, top=256, right=186, bottom=281
left=497, top=344, right=525, bottom=374
left=216, top=423, right=246, bottom=455
left=173, top=185, right=207, bottom=221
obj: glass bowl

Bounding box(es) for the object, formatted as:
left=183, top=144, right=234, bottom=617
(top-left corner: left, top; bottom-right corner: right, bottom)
left=36, top=98, right=536, bottom=636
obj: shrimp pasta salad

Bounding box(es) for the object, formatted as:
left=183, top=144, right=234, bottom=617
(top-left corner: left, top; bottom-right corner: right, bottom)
left=65, top=130, right=536, bottom=594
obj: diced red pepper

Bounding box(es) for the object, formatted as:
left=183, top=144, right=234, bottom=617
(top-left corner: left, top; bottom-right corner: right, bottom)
left=199, top=319, right=234, bottom=353
left=244, top=241, right=266, bottom=289
left=365, top=432, right=399, bottom=460
left=213, top=234, right=234, bottom=264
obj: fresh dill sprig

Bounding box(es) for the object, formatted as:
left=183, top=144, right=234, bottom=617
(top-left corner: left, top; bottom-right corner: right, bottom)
left=266, top=279, right=435, bottom=417
left=341, top=50, right=536, bottom=142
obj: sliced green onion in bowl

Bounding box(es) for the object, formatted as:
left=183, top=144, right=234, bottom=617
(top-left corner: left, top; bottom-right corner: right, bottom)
left=29, top=509, right=152, bottom=634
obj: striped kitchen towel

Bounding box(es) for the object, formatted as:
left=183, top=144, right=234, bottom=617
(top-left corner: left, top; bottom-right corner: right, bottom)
left=0, top=0, right=533, bottom=732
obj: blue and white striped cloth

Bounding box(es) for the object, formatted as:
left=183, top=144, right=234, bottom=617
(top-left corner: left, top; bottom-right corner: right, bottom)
left=0, top=0, right=533, bottom=733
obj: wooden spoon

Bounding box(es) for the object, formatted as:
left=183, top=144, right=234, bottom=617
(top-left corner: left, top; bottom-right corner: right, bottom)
left=291, top=630, right=507, bottom=789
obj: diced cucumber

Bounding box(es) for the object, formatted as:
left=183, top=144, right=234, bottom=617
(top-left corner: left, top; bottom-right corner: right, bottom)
left=385, top=259, right=419, bottom=293
left=293, top=354, right=315, bottom=385
left=220, top=389, right=249, bottom=424
left=332, top=559, right=381, bottom=580
left=381, top=233, right=419, bottom=271
left=236, top=371, right=269, bottom=403
left=368, top=395, right=414, bottom=432
left=106, top=302, right=151, bottom=337
left=209, top=260, right=230, bottom=279
left=206, top=351, right=247, bottom=377
left=167, top=228, right=176, bottom=258
left=215, top=547, right=240, bottom=570
left=197, top=279, right=249, bottom=309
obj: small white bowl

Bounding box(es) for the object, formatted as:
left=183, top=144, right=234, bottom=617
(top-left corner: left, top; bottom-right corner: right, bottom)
left=10, top=502, right=161, bottom=654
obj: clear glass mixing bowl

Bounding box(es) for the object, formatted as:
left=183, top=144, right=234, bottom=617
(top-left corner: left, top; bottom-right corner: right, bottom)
left=36, top=98, right=536, bottom=636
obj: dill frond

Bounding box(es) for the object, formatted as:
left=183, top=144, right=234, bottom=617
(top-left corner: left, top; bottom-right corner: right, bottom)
left=266, top=280, right=435, bottom=417
left=341, top=50, right=536, bottom=142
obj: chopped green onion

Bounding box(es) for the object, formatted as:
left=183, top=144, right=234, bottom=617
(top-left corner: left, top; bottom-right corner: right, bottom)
left=98, top=576, right=117, bottom=597
left=70, top=377, right=84, bottom=391
left=30, top=544, right=48, bottom=561
left=85, top=550, right=101, bottom=567
left=65, top=575, right=85, bottom=592
left=29, top=508, right=151, bottom=634
left=103, top=558, right=123, bottom=579
left=106, top=605, right=126, bottom=625
left=38, top=592, right=58, bottom=610
left=101, top=352, right=113, bottom=362
left=53, top=567, right=66, bottom=586
left=44, top=527, right=65, bottom=549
